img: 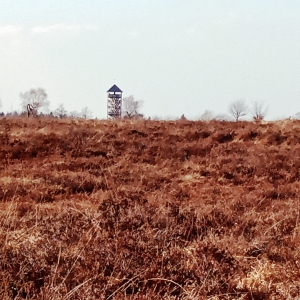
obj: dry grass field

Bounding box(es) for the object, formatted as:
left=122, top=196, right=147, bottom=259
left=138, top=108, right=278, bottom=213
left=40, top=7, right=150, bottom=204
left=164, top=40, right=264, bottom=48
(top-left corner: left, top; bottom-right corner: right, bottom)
left=1, top=117, right=300, bottom=299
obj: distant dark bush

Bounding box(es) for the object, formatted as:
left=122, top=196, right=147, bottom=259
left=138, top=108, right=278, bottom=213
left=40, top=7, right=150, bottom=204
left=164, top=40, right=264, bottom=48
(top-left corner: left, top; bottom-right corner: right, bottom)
left=215, top=131, right=235, bottom=143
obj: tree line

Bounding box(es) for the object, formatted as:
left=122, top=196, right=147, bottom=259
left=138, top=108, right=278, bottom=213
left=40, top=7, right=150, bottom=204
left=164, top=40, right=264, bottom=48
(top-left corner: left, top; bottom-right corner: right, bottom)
left=198, top=99, right=269, bottom=122
left=1, top=87, right=297, bottom=121
left=0, top=87, right=144, bottom=120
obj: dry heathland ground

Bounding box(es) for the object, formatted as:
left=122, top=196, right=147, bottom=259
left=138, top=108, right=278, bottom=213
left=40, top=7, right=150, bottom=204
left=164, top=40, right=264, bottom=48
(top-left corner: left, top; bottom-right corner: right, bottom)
left=0, top=117, right=300, bottom=299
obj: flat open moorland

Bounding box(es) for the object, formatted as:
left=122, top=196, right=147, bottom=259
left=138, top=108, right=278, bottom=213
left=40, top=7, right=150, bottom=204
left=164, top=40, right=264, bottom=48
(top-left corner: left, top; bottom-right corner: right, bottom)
left=0, top=118, right=300, bottom=299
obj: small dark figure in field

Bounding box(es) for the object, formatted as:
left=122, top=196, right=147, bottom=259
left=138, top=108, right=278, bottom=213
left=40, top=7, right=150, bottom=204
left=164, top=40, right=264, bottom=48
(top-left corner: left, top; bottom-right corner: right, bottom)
left=27, top=103, right=38, bottom=118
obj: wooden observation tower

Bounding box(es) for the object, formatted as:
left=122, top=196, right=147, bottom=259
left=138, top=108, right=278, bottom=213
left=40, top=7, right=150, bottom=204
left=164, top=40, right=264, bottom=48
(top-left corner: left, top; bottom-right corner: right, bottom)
left=107, top=84, right=123, bottom=119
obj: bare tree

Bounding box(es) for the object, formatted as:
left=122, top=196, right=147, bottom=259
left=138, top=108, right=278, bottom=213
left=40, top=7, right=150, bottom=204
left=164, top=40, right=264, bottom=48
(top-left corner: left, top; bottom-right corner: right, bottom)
left=251, top=100, right=268, bottom=122
left=69, top=110, right=80, bottom=118
left=54, top=103, right=68, bottom=119
left=81, top=107, right=93, bottom=119
left=199, top=110, right=214, bottom=121
left=229, top=99, right=248, bottom=122
left=122, top=95, right=144, bottom=118
left=20, top=88, right=50, bottom=117
left=215, top=114, right=231, bottom=121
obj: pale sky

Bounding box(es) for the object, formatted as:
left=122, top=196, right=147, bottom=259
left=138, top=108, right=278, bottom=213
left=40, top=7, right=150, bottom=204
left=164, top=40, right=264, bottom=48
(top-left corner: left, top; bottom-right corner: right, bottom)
left=1, top=1, right=300, bottom=119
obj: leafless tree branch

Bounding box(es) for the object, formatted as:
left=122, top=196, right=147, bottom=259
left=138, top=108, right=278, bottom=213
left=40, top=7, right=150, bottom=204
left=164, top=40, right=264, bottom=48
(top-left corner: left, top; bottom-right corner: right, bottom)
left=122, top=95, right=144, bottom=119
left=229, top=99, right=248, bottom=122
left=251, top=100, right=268, bottom=122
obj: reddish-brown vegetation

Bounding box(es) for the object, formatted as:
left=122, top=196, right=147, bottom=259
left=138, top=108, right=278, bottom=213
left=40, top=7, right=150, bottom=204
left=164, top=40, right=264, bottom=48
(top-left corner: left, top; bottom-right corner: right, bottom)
left=0, top=117, right=300, bottom=299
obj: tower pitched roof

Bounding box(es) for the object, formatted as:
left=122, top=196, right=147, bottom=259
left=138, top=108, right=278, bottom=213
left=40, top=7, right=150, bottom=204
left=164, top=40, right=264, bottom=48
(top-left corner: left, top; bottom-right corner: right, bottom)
left=107, top=84, right=122, bottom=93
